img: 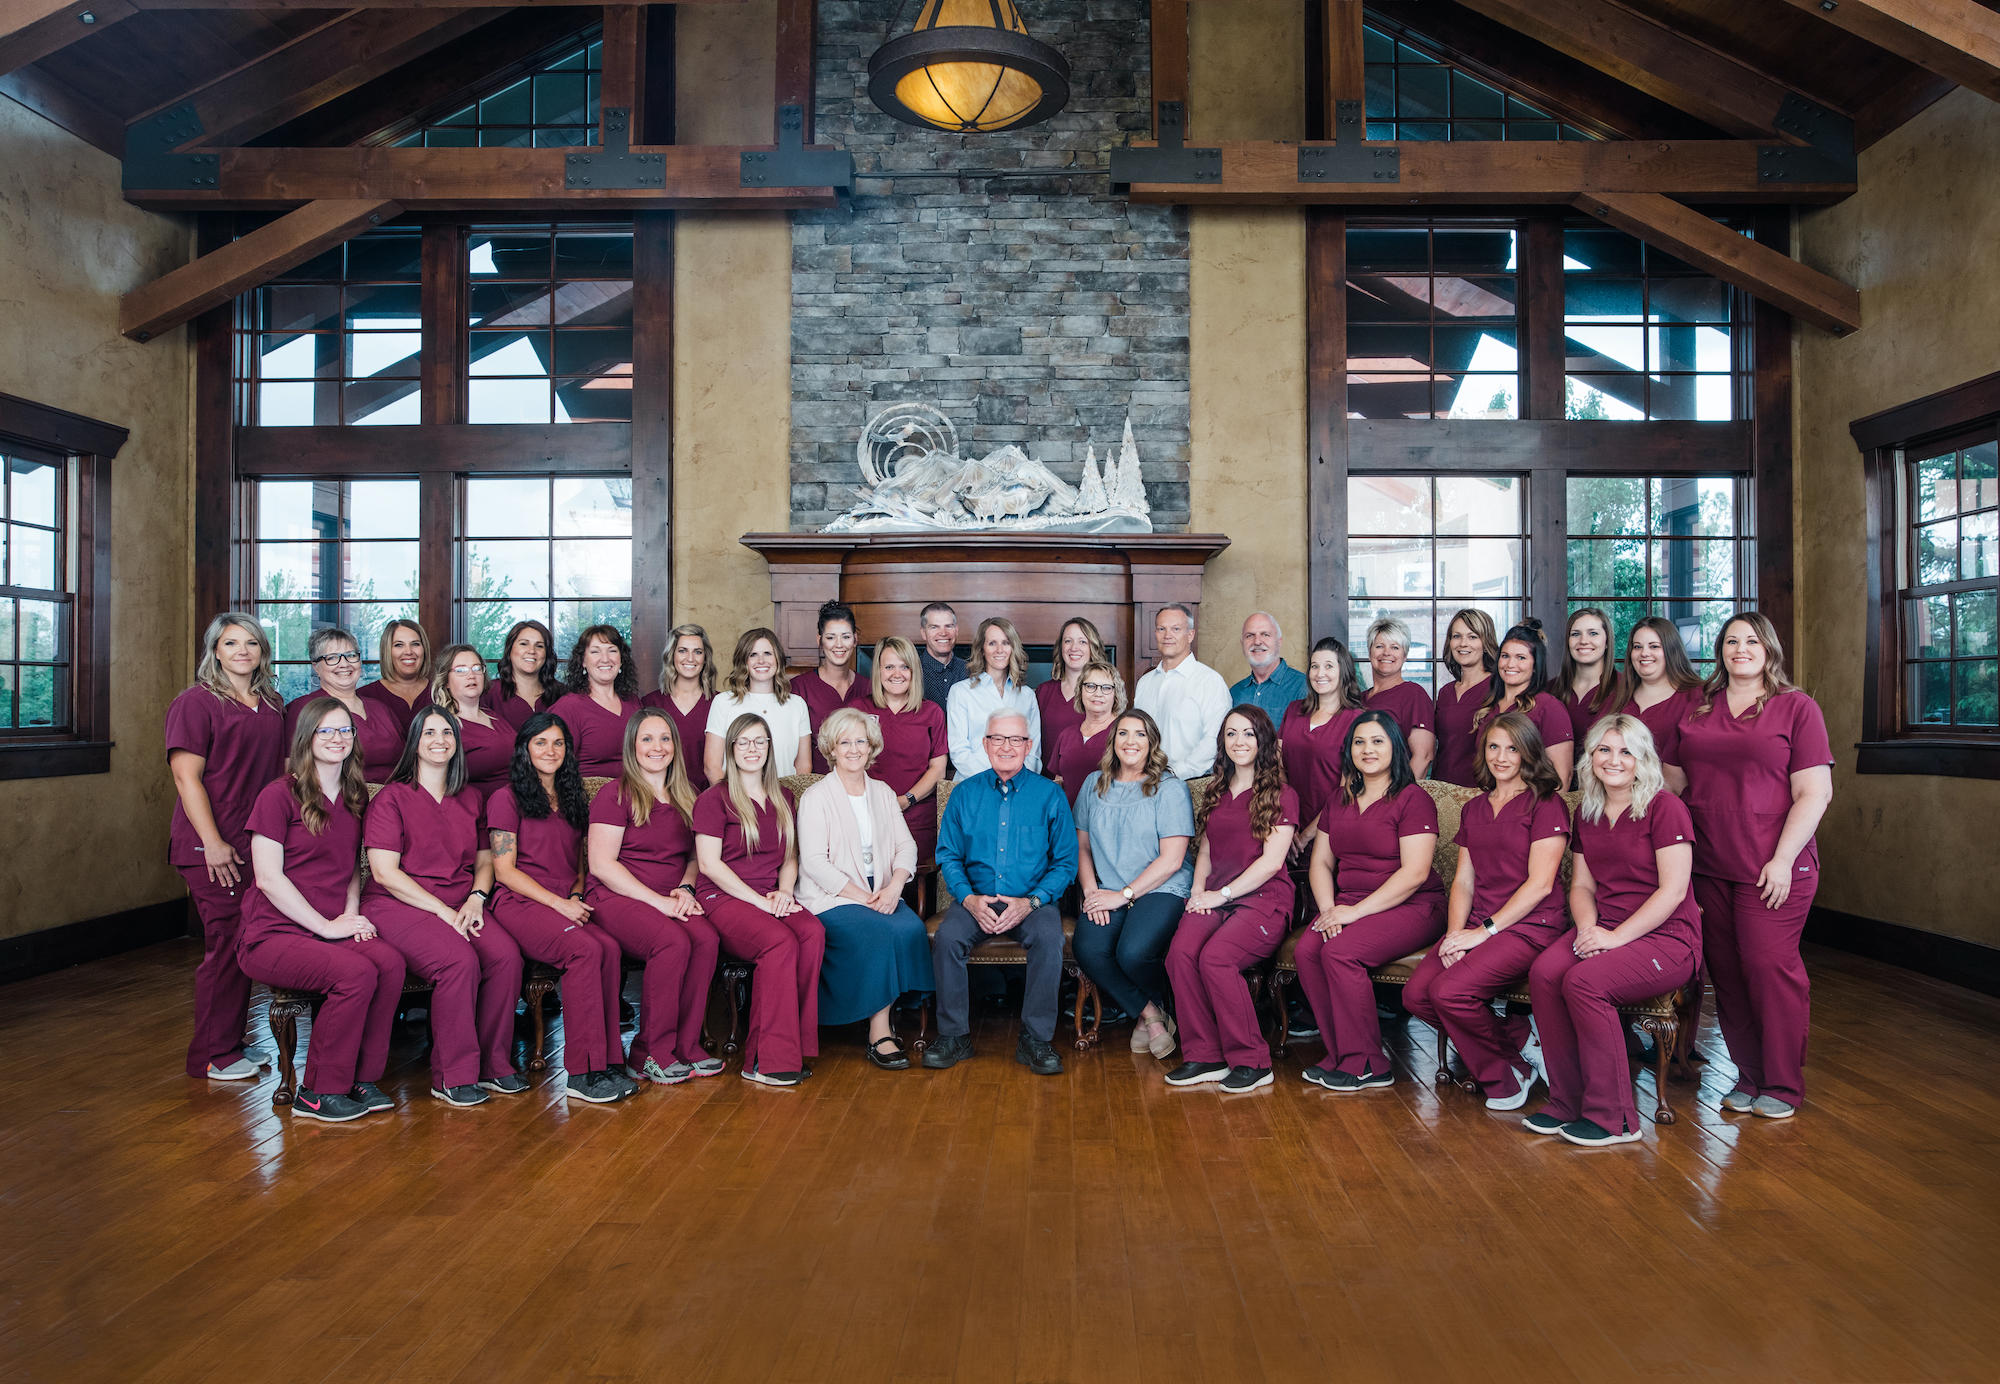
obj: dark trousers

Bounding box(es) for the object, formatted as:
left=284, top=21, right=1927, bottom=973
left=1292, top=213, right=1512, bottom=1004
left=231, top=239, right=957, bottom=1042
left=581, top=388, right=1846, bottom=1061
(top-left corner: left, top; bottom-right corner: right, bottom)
left=179, top=865, right=252, bottom=1077
left=932, top=901, right=1062, bottom=1043
left=1696, top=871, right=1814, bottom=1107
left=1070, top=891, right=1185, bottom=1017
left=240, top=933, right=405, bottom=1093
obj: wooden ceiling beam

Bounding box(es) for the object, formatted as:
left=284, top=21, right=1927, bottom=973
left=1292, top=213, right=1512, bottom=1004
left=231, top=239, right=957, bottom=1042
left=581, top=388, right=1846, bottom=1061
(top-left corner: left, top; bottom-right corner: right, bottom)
left=1572, top=191, right=1861, bottom=334
left=1324, top=0, right=1364, bottom=112
left=0, top=63, right=123, bottom=154
left=1453, top=0, right=1847, bottom=138
left=1854, top=66, right=1958, bottom=148
left=126, top=0, right=738, bottom=7
left=1774, top=0, right=2000, bottom=106
left=119, top=197, right=400, bottom=342
left=0, top=0, right=134, bottom=78
left=1150, top=0, right=1187, bottom=138
left=122, top=143, right=840, bottom=210
left=1120, top=140, right=1853, bottom=205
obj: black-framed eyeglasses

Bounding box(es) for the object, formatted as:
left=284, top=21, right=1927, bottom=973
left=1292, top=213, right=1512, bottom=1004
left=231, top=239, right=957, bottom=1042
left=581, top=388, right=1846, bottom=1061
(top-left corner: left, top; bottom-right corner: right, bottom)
left=1080, top=681, right=1117, bottom=694
left=983, top=734, right=1032, bottom=747
left=314, top=650, right=361, bottom=665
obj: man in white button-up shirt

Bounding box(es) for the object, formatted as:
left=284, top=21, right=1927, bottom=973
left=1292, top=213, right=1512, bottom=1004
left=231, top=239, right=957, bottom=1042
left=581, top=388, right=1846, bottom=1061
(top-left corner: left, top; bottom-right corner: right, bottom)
left=1133, top=603, right=1233, bottom=780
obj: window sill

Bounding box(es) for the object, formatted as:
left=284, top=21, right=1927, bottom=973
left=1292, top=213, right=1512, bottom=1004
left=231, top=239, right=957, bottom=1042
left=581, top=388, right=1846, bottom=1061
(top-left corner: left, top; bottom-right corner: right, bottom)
left=0, top=740, right=112, bottom=781
left=1855, top=739, right=2000, bottom=780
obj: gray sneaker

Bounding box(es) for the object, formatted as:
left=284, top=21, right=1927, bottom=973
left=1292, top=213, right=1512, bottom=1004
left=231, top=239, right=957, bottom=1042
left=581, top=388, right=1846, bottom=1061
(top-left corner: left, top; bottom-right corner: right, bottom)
left=634, top=1057, right=693, bottom=1085
left=1751, top=1095, right=1796, bottom=1119
left=690, top=1057, right=726, bottom=1078
left=1721, top=1088, right=1756, bottom=1113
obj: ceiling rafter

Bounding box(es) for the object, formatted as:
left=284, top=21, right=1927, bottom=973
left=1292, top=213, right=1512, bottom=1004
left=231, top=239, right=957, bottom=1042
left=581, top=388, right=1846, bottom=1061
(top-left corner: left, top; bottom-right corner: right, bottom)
left=1773, top=0, right=2000, bottom=106
left=0, top=0, right=134, bottom=78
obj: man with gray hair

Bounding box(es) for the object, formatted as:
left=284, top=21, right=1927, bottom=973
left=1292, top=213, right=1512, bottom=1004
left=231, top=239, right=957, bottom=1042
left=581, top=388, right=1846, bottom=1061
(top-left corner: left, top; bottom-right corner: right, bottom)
left=1133, top=603, right=1233, bottom=779
left=1229, top=610, right=1307, bottom=718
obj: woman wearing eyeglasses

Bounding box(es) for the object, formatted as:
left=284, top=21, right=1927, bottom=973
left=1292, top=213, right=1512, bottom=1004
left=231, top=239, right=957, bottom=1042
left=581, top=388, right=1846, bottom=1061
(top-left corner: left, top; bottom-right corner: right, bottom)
left=284, top=626, right=404, bottom=784
left=1045, top=658, right=1125, bottom=806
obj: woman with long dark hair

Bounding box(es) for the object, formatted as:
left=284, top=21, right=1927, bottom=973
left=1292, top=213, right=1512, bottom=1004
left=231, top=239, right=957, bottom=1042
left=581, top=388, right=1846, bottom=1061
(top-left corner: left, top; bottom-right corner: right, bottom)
left=166, top=612, right=288, bottom=1080
left=1620, top=616, right=1704, bottom=794
left=238, top=697, right=406, bottom=1121
left=1279, top=636, right=1365, bottom=851
left=794, top=600, right=873, bottom=775
left=641, top=623, right=716, bottom=791
left=1472, top=619, right=1575, bottom=787
left=1296, top=710, right=1447, bottom=1092
left=1163, top=706, right=1298, bottom=1094
left=1556, top=607, right=1620, bottom=772
left=483, top=619, right=563, bottom=733
left=550, top=624, right=642, bottom=778
left=487, top=711, right=635, bottom=1105
left=357, top=617, right=432, bottom=740
left=1432, top=608, right=1499, bottom=787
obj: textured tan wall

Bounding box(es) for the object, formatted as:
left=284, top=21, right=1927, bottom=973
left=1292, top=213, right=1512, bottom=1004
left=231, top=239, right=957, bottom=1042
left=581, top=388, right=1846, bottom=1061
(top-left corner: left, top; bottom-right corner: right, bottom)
left=1188, top=0, right=1309, bottom=682
left=0, top=99, right=193, bottom=937
left=1795, top=88, right=2000, bottom=948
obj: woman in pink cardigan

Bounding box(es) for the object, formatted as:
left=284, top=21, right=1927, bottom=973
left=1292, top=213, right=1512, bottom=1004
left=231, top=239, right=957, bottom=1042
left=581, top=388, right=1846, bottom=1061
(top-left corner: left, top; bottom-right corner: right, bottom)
left=796, top=707, right=935, bottom=1070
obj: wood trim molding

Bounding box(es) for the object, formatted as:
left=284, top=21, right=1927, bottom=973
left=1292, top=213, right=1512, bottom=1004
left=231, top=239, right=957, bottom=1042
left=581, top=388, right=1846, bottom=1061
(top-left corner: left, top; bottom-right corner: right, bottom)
left=234, top=423, right=633, bottom=474
left=1850, top=368, right=2000, bottom=453
left=0, top=392, right=129, bottom=458
left=1806, top=905, right=2000, bottom=999
left=0, top=899, right=189, bottom=987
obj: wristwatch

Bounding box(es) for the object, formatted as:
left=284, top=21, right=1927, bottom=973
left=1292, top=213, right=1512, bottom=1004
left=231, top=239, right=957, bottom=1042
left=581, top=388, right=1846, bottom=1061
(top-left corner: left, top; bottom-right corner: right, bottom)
left=1028, top=894, right=1045, bottom=910
left=1121, top=886, right=1136, bottom=902
left=469, top=888, right=491, bottom=901
left=1219, top=885, right=1233, bottom=902
left=1479, top=916, right=1499, bottom=935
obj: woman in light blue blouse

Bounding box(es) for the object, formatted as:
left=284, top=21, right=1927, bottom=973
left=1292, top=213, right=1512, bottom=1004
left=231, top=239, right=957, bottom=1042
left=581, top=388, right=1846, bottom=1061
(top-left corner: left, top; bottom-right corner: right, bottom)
left=1072, top=708, right=1195, bottom=1060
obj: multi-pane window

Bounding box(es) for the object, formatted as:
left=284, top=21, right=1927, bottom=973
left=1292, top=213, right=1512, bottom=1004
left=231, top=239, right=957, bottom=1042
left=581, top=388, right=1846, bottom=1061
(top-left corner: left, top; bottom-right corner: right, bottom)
left=1363, top=25, right=1595, bottom=142
left=467, top=226, right=635, bottom=424
left=1348, top=474, right=1527, bottom=691
left=1, top=454, right=70, bottom=731
left=1347, top=223, right=1519, bottom=420
left=237, top=230, right=424, bottom=427
left=252, top=479, right=421, bottom=700
left=393, top=37, right=603, bottom=149
left=1566, top=475, right=1756, bottom=675
left=458, top=475, right=633, bottom=664
left=1900, top=437, right=1998, bottom=730
left=1564, top=226, right=1745, bottom=422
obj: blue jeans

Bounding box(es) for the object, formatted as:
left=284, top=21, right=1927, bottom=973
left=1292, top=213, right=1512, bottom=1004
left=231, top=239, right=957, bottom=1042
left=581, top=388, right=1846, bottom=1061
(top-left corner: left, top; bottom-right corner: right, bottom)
left=1070, top=891, right=1186, bottom=1017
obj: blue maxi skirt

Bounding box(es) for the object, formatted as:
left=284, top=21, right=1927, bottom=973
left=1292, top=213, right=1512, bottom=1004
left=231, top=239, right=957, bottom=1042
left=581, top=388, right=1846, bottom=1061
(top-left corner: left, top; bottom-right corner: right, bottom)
left=815, top=899, right=935, bottom=1027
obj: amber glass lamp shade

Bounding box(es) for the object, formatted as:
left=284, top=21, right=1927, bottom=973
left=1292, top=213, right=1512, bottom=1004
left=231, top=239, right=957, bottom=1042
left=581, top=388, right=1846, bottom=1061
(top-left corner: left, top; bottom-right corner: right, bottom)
left=868, top=0, right=1070, bottom=133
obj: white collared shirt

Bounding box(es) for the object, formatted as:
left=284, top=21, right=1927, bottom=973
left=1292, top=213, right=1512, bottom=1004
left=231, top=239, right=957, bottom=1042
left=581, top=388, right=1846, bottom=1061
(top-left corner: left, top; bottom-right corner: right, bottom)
left=1133, top=654, right=1233, bottom=779
left=945, top=674, right=1042, bottom=776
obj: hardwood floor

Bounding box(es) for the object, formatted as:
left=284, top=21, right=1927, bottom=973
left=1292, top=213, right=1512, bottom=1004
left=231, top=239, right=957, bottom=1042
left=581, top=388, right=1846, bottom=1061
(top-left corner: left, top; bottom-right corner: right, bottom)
left=2, top=940, right=1997, bottom=1383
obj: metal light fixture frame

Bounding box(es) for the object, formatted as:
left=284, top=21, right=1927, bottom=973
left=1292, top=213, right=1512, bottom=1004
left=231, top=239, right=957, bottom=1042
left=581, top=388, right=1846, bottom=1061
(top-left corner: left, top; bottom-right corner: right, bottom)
left=867, top=1, right=1071, bottom=134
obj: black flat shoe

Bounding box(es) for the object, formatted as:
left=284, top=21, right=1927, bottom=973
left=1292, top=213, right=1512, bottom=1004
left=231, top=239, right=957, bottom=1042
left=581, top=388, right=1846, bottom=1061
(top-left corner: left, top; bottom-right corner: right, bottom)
left=867, top=1035, right=911, bottom=1070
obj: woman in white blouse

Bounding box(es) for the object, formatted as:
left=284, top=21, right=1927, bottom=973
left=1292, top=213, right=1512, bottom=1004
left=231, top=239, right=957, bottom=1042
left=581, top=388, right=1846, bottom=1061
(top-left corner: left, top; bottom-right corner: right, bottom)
left=705, top=626, right=812, bottom=784
left=795, top=708, right=934, bottom=1070
left=945, top=615, right=1042, bottom=776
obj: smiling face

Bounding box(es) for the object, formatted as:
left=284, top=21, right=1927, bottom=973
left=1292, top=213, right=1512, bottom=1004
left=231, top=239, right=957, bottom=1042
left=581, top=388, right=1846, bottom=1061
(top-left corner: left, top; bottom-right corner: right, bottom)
left=1496, top=639, right=1536, bottom=693
left=388, top=627, right=426, bottom=680
left=507, top=627, right=547, bottom=680
left=984, top=713, right=1030, bottom=775
left=314, top=638, right=361, bottom=694
left=527, top=724, right=567, bottom=779
left=981, top=626, right=1014, bottom=678
left=1369, top=633, right=1406, bottom=680
left=1307, top=649, right=1340, bottom=698
left=1060, top=624, right=1093, bottom=674
left=744, top=638, right=778, bottom=688
left=1113, top=715, right=1153, bottom=773
left=1447, top=616, right=1484, bottom=673
left=415, top=711, right=457, bottom=768
left=820, top=619, right=856, bottom=670
left=1154, top=608, right=1192, bottom=663
left=672, top=634, right=707, bottom=684
left=1241, top=614, right=1279, bottom=670
left=446, top=651, right=487, bottom=709
left=1079, top=669, right=1118, bottom=720
left=1568, top=614, right=1608, bottom=669
left=1349, top=718, right=1395, bottom=778
left=1483, top=726, right=1521, bottom=787
left=1721, top=619, right=1767, bottom=681
left=216, top=622, right=263, bottom=680
left=585, top=636, right=622, bottom=688
left=879, top=647, right=913, bottom=701
left=1629, top=626, right=1666, bottom=682
left=633, top=715, right=675, bottom=776
left=309, top=706, right=355, bottom=770
left=921, top=608, right=958, bottom=659
left=831, top=723, right=874, bottom=775
left=1591, top=728, right=1637, bottom=792
left=731, top=723, right=771, bottom=776
left=1221, top=712, right=1261, bottom=771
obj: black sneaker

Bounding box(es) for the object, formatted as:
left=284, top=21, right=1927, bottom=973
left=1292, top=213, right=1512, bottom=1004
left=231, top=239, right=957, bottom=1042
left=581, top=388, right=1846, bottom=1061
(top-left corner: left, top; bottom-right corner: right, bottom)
left=921, top=1033, right=973, bottom=1070
left=1300, top=1065, right=1338, bottom=1090
left=1558, top=1117, right=1642, bottom=1147
left=430, top=1083, right=490, bottom=1107
left=292, top=1088, right=369, bottom=1123
left=565, top=1071, right=625, bottom=1104
left=603, top=1067, right=641, bottom=1097
left=741, top=1066, right=802, bottom=1088
left=350, top=1081, right=394, bottom=1113
left=1164, top=1061, right=1229, bottom=1087
left=1521, top=1111, right=1566, bottom=1136
left=1015, top=1032, right=1064, bottom=1076
left=1220, top=1066, right=1274, bottom=1093
left=1326, top=1068, right=1394, bottom=1093
left=477, top=1071, right=531, bottom=1096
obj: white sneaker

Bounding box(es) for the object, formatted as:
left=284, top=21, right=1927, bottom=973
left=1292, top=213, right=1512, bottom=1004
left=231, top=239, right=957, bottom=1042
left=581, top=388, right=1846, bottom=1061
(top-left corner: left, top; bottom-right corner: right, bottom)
left=1485, top=1064, right=1537, bottom=1111
left=206, top=1057, right=260, bottom=1081
left=1520, top=1026, right=1547, bottom=1090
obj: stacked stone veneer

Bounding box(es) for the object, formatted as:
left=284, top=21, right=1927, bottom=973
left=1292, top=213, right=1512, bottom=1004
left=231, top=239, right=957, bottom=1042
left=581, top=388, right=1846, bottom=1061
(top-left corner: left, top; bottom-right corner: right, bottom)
left=788, top=0, right=1191, bottom=531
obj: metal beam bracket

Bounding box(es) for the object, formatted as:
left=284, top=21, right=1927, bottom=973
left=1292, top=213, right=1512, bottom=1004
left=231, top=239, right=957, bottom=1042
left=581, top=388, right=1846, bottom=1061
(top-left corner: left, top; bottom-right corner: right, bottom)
left=739, top=105, right=855, bottom=191
left=1108, top=102, right=1221, bottom=186
left=122, top=104, right=219, bottom=191
left=566, top=107, right=667, bottom=189
left=1760, top=92, right=1855, bottom=186
left=1299, top=143, right=1401, bottom=185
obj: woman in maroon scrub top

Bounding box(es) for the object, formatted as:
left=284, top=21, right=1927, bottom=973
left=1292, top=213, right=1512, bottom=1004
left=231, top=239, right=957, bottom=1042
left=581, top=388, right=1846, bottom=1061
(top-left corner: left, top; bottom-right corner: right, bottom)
left=864, top=637, right=949, bottom=865
left=1163, top=706, right=1298, bottom=1094
left=357, top=617, right=432, bottom=742
left=1676, top=612, right=1834, bottom=1120
left=1298, top=711, right=1447, bottom=1091
left=1432, top=607, right=1499, bottom=788
left=363, top=706, right=520, bottom=1107
left=486, top=711, right=636, bottom=1106
left=1362, top=616, right=1437, bottom=779
left=1280, top=636, right=1365, bottom=852
left=1037, top=616, right=1109, bottom=767
left=694, top=713, right=827, bottom=1088
left=166, top=612, right=288, bottom=1081
left=550, top=623, right=642, bottom=779
left=284, top=626, right=403, bottom=786
left=238, top=698, right=406, bottom=1122
left=1619, top=617, right=1703, bottom=795
left=1403, top=711, right=1568, bottom=1109
left=640, top=623, right=716, bottom=792
left=1472, top=619, right=1575, bottom=788
left=1526, top=715, right=1700, bottom=1146
left=1556, top=607, right=1620, bottom=777
left=587, top=707, right=723, bottom=1085
left=793, top=600, right=872, bottom=775
left=482, top=619, right=562, bottom=734
left=1046, top=657, right=1123, bottom=807
left=432, top=642, right=513, bottom=801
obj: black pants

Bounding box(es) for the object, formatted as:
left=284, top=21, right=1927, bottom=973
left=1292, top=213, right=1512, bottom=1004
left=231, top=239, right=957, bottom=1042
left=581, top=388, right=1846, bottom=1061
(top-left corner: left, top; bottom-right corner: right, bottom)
left=1070, top=891, right=1185, bottom=1017
left=932, top=901, right=1062, bottom=1043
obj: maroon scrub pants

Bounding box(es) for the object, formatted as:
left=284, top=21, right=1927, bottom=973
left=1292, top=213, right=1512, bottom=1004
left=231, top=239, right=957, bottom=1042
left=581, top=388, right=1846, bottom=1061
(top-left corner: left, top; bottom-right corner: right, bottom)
left=488, top=897, right=625, bottom=1076
left=1402, top=922, right=1554, bottom=1095
left=1165, top=902, right=1287, bottom=1070
left=180, top=865, right=252, bottom=1077
left=1295, top=898, right=1446, bottom=1077
left=705, top=896, right=825, bottom=1075
left=589, top=896, right=719, bottom=1069
left=240, top=933, right=405, bottom=1093
left=370, top=900, right=523, bottom=1089
left=1695, top=872, right=1815, bottom=1107
left=1528, top=931, right=1696, bottom=1133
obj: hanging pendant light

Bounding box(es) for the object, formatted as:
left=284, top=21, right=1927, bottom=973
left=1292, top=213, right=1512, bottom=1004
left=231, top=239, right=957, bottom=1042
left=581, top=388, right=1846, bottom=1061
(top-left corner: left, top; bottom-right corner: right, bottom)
left=868, top=0, right=1070, bottom=134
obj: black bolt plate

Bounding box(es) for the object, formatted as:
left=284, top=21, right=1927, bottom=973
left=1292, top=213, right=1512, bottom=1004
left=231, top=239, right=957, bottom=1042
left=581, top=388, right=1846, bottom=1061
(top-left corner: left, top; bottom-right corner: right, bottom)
left=566, top=107, right=672, bottom=190
left=1759, top=92, right=1855, bottom=186
left=739, top=104, right=855, bottom=191
left=1108, top=102, right=1221, bottom=186
left=1298, top=142, right=1401, bottom=184
left=122, top=104, right=219, bottom=191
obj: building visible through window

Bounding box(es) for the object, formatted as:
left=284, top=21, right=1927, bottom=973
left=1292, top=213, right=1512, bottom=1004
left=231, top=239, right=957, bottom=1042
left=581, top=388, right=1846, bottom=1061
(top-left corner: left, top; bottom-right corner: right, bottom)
left=1, top=453, right=70, bottom=731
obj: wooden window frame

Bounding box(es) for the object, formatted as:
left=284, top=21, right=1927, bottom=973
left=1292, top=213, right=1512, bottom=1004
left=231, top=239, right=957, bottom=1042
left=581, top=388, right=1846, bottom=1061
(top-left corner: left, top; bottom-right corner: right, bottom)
left=0, top=393, right=125, bottom=781
left=1852, top=371, right=2000, bottom=780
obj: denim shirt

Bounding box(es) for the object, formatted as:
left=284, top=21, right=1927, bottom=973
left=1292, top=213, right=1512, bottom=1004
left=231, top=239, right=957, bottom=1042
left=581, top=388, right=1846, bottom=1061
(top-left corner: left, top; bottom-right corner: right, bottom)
left=937, top=767, right=1077, bottom=904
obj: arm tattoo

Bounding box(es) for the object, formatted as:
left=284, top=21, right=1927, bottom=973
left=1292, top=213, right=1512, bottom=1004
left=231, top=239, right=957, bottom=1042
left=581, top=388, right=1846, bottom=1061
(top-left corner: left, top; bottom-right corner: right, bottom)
left=490, top=830, right=517, bottom=859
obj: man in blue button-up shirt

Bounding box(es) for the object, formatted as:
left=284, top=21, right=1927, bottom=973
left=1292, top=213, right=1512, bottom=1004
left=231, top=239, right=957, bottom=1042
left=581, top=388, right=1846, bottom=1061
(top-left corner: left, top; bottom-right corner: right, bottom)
left=924, top=709, right=1077, bottom=1075
left=1228, top=611, right=1308, bottom=718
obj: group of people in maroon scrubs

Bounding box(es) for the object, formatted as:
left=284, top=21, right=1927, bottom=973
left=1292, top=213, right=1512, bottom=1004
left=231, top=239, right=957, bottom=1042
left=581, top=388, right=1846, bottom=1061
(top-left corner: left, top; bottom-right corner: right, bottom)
left=165, top=597, right=1833, bottom=1141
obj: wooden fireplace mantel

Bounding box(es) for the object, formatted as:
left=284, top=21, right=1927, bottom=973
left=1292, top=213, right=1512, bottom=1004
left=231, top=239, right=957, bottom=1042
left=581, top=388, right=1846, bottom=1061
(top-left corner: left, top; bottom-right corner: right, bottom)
left=740, top=532, right=1233, bottom=684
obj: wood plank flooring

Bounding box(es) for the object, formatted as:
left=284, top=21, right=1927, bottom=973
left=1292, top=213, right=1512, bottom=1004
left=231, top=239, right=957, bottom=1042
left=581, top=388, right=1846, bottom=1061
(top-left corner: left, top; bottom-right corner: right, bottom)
left=2, top=940, right=1997, bottom=1383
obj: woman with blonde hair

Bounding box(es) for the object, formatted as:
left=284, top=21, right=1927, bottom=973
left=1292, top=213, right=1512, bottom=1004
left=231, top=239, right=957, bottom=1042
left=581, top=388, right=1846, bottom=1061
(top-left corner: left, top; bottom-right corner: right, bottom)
left=693, top=713, right=826, bottom=1087
left=431, top=642, right=512, bottom=800
left=358, top=617, right=431, bottom=739
left=165, top=612, right=288, bottom=1080
left=1362, top=615, right=1437, bottom=778
left=1045, top=657, right=1125, bottom=805
left=1433, top=608, right=1499, bottom=786
left=945, top=614, right=1041, bottom=776
left=866, top=635, right=948, bottom=863
left=1037, top=616, right=1110, bottom=764
left=705, top=626, right=812, bottom=783
left=642, top=623, right=716, bottom=790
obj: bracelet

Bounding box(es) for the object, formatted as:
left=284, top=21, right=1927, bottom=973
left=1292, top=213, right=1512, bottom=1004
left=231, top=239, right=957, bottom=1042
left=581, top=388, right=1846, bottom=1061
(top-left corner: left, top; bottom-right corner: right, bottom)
left=469, top=888, right=491, bottom=901
left=674, top=884, right=697, bottom=897
left=568, top=890, right=585, bottom=900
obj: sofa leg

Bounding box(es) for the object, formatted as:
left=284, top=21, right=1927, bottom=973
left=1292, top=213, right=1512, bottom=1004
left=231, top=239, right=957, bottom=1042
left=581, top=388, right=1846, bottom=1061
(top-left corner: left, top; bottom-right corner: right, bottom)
left=722, top=971, right=746, bottom=1058
left=268, top=995, right=308, bottom=1108
left=1644, top=1015, right=1678, bottom=1124
left=1069, top=965, right=1101, bottom=1051
left=524, top=979, right=554, bottom=1073
left=1435, top=1026, right=1452, bottom=1090
left=1268, top=971, right=1291, bottom=1062
left=911, top=996, right=933, bottom=1054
